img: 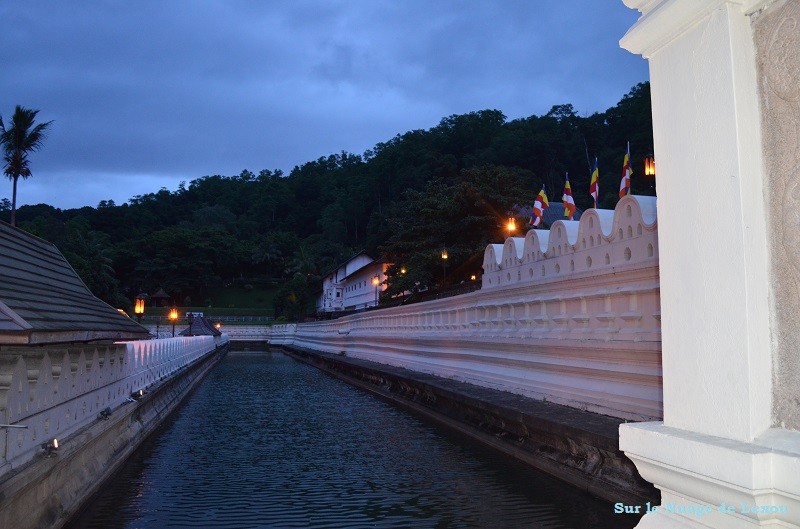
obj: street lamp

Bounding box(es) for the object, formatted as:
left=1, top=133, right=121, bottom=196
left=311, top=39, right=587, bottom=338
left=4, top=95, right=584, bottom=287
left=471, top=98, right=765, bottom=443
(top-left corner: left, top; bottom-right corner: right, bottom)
left=168, top=307, right=179, bottom=337
left=441, top=247, right=448, bottom=286
left=372, top=275, right=380, bottom=307
left=134, top=294, right=145, bottom=323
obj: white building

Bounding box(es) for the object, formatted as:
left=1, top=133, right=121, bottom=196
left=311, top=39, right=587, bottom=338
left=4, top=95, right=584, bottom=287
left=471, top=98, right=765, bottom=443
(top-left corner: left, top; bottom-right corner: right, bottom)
left=317, top=252, right=389, bottom=314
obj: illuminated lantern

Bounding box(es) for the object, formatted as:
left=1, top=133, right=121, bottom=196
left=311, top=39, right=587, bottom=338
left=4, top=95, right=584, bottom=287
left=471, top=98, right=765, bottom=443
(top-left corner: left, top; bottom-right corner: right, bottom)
left=506, top=217, right=516, bottom=234
left=372, top=275, right=380, bottom=307
left=644, top=155, right=656, bottom=176
left=168, top=307, right=179, bottom=337
left=134, top=294, right=146, bottom=323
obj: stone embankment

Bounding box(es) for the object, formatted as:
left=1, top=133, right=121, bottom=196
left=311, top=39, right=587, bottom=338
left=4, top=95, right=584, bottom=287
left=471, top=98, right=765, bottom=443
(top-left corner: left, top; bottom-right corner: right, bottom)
left=265, top=195, right=661, bottom=503
left=0, top=335, right=229, bottom=529
left=272, top=195, right=662, bottom=422
left=283, top=345, right=657, bottom=505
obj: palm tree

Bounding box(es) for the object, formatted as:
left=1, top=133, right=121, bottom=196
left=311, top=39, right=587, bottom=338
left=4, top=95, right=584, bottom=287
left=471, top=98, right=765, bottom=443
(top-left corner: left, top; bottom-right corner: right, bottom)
left=0, top=106, right=53, bottom=226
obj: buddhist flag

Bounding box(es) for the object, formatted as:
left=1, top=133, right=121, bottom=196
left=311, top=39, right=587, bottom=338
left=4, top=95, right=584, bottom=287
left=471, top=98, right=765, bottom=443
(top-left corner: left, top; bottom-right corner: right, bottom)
left=619, top=142, right=632, bottom=198
left=589, top=158, right=599, bottom=208
left=531, top=185, right=549, bottom=227
left=563, top=173, right=576, bottom=220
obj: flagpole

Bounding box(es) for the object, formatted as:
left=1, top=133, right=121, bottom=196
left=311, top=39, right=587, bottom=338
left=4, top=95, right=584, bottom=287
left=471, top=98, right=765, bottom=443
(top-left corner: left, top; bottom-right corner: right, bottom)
left=583, top=137, right=592, bottom=174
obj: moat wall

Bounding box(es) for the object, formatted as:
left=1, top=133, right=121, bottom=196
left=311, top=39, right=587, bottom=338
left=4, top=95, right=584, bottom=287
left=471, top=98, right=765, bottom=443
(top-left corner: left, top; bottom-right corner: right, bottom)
left=0, top=336, right=228, bottom=529
left=282, top=345, right=657, bottom=505
left=271, top=195, right=662, bottom=422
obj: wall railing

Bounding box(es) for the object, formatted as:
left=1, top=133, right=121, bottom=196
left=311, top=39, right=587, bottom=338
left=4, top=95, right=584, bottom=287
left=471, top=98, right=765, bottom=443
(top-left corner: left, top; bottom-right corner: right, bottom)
left=0, top=335, right=228, bottom=475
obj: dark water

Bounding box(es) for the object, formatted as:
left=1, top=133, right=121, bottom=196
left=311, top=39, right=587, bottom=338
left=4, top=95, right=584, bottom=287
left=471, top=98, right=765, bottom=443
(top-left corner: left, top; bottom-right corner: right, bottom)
left=66, top=351, right=638, bottom=529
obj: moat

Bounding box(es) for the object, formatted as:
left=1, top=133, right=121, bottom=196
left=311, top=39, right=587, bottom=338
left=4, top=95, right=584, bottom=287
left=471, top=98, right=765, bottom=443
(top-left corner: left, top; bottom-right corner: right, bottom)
left=66, top=350, right=639, bottom=529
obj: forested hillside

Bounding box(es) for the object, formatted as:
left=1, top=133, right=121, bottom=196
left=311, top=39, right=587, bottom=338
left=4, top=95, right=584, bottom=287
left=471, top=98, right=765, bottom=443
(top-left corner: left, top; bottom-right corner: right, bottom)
left=2, top=83, right=653, bottom=319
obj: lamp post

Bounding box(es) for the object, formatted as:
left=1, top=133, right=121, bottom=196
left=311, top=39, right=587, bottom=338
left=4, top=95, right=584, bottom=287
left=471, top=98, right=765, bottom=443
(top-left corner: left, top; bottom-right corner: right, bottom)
left=134, top=294, right=146, bottom=323
left=168, top=307, right=178, bottom=337
left=441, top=247, right=448, bottom=287
left=371, top=275, right=380, bottom=307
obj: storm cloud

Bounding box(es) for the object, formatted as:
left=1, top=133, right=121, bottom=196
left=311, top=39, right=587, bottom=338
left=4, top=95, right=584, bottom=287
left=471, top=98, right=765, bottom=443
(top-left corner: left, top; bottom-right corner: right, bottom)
left=0, top=1, right=647, bottom=209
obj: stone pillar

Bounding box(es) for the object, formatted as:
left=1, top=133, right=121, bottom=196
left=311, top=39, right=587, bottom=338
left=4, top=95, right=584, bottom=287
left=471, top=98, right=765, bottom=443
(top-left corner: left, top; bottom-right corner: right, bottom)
left=618, top=1, right=800, bottom=528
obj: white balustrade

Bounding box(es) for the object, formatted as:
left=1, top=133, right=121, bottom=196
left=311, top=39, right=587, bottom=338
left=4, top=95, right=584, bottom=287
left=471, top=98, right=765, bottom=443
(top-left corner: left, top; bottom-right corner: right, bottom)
left=262, top=196, right=661, bottom=422
left=0, top=335, right=227, bottom=474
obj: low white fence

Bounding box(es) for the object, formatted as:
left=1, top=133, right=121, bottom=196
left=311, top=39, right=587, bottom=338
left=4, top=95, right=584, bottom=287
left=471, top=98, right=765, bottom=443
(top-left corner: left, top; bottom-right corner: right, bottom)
left=0, top=335, right=228, bottom=475
left=219, top=325, right=275, bottom=342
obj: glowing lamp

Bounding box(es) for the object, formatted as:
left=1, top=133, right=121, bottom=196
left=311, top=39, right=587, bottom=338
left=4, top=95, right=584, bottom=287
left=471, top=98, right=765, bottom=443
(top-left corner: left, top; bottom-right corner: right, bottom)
left=644, top=155, right=656, bottom=176
left=506, top=217, right=516, bottom=233
left=441, top=248, right=448, bottom=260
left=371, top=275, right=381, bottom=307
left=42, top=438, right=59, bottom=456
left=470, top=274, right=477, bottom=281
left=168, top=307, right=179, bottom=337
left=400, top=267, right=406, bottom=275
left=134, top=294, right=146, bottom=323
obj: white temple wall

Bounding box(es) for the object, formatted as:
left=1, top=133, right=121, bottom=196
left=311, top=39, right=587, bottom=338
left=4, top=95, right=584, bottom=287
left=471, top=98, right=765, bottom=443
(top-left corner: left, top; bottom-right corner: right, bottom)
left=618, top=1, right=799, bottom=527
left=752, top=0, right=800, bottom=432
left=269, top=195, right=662, bottom=422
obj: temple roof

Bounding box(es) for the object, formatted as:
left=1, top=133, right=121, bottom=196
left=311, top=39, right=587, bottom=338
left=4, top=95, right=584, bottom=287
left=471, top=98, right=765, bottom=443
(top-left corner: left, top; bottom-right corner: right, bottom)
left=0, top=221, right=150, bottom=345
left=179, top=316, right=222, bottom=337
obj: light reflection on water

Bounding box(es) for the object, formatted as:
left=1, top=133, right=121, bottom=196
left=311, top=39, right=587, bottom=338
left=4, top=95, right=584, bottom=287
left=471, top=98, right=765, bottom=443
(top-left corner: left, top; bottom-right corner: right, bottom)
left=66, top=350, right=639, bottom=529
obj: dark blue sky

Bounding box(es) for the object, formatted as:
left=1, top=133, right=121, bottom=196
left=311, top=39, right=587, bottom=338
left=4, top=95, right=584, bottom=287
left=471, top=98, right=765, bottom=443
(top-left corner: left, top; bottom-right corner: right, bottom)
left=0, top=1, right=647, bottom=209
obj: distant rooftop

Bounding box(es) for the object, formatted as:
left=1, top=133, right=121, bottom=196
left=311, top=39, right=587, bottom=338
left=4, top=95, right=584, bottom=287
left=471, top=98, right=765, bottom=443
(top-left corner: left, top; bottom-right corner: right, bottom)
left=179, top=315, right=222, bottom=337
left=0, top=221, right=149, bottom=345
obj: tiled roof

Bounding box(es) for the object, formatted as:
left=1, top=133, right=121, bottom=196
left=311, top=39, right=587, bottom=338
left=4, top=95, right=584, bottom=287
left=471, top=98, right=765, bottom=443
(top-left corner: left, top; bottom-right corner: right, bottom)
left=0, top=221, right=149, bottom=344
left=179, top=316, right=222, bottom=337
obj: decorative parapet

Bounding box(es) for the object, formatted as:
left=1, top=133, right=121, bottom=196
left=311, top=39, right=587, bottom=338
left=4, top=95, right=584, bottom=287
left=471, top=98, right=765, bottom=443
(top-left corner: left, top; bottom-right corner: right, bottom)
left=0, top=335, right=228, bottom=475
left=265, top=198, right=661, bottom=422
left=216, top=324, right=293, bottom=342
left=482, top=195, right=658, bottom=290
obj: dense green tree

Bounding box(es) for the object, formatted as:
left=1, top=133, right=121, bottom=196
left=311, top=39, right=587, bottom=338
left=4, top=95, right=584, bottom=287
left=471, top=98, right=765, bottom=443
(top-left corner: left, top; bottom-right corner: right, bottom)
left=380, top=165, right=530, bottom=295
left=10, top=83, right=653, bottom=317
left=0, top=106, right=53, bottom=226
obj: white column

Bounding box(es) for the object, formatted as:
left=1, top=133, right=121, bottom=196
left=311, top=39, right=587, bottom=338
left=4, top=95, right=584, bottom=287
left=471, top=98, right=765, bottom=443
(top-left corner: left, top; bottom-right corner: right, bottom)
left=619, top=1, right=800, bottom=528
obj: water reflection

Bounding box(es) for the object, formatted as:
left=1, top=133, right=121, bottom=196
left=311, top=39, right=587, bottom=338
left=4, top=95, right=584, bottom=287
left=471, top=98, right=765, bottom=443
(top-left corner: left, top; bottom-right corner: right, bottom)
left=66, top=350, right=639, bottom=529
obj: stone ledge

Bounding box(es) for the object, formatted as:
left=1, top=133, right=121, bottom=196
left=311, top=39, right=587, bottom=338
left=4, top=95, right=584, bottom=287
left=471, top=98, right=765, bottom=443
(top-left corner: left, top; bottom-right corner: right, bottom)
left=281, top=345, right=657, bottom=506
left=620, top=422, right=800, bottom=528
